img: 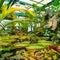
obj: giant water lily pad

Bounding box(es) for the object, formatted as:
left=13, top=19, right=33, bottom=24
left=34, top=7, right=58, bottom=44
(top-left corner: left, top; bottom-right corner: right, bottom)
left=38, top=40, right=52, bottom=45
left=0, top=41, right=9, bottom=46
left=1, top=39, right=15, bottom=43
left=40, top=37, right=49, bottom=40
left=9, top=35, right=20, bottom=39
left=14, top=42, right=29, bottom=48
left=1, top=52, right=13, bottom=57
left=26, top=45, right=44, bottom=50
left=26, top=43, right=44, bottom=50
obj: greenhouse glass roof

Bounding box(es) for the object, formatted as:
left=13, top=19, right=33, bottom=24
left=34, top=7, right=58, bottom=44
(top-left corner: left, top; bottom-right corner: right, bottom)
left=4, top=0, right=52, bottom=7
left=20, top=0, right=52, bottom=5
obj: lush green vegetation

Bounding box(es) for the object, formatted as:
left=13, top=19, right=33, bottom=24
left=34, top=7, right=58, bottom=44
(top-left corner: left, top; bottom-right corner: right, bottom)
left=0, top=0, right=60, bottom=60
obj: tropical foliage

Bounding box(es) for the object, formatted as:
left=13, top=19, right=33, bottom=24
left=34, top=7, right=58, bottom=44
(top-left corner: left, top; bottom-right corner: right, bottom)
left=0, top=0, right=60, bottom=60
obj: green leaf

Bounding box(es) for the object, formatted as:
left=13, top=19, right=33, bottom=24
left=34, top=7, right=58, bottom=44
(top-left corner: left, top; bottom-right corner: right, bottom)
left=53, top=0, right=59, bottom=6
left=0, top=0, right=4, bottom=8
